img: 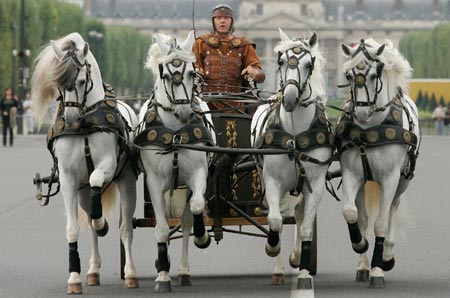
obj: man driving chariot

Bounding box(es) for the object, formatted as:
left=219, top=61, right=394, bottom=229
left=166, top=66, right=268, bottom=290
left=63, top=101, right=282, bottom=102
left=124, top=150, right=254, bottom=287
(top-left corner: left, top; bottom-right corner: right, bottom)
left=193, top=4, right=265, bottom=112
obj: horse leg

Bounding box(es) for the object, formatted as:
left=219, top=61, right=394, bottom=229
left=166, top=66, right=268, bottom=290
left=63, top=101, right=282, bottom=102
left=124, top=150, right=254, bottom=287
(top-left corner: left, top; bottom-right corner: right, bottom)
left=188, top=170, right=211, bottom=249
left=264, top=177, right=283, bottom=257
left=355, top=186, right=369, bottom=282
left=296, top=174, right=325, bottom=290
left=147, top=175, right=171, bottom=293
left=78, top=188, right=103, bottom=287
left=342, top=178, right=369, bottom=255
left=369, top=179, right=398, bottom=288
left=289, top=195, right=304, bottom=269
left=116, top=165, right=139, bottom=289
left=89, top=169, right=110, bottom=237
left=178, top=200, right=193, bottom=286
left=382, top=193, right=401, bottom=273
left=61, top=175, right=83, bottom=294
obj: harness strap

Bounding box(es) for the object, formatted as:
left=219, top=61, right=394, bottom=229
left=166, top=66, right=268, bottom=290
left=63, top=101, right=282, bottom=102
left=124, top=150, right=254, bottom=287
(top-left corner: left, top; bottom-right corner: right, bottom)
left=84, top=137, right=95, bottom=176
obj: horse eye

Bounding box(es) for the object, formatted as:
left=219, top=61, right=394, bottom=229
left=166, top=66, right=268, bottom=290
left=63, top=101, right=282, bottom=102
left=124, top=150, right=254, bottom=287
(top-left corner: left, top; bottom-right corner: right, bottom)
left=306, top=63, right=312, bottom=69
left=79, top=80, right=86, bottom=86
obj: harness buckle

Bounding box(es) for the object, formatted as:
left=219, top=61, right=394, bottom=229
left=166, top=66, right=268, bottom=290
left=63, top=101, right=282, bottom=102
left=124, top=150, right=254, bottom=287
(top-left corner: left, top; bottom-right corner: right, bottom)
left=286, top=139, right=296, bottom=151
left=172, top=134, right=181, bottom=145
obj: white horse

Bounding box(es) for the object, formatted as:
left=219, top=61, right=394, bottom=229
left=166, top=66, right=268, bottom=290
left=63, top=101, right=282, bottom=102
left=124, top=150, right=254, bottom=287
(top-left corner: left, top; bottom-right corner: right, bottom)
left=336, top=38, right=420, bottom=287
left=251, top=29, right=333, bottom=289
left=31, top=32, right=139, bottom=294
left=135, top=30, right=215, bottom=292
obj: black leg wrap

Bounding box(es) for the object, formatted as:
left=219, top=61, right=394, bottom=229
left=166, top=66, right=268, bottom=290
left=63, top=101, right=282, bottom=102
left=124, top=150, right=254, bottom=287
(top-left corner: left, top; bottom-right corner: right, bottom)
left=268, top=229, right=280, bottom=247
left=193, top=213, right=206, bottom=238
left=300, top=241, right=312, bottom=271
left=90, top=186, right=102, bottom=219
left=371, top=237, right=385, bottom=269
left=156, top=242, right=170, bottom=273
left=347, top=222, right=362, bottom=244
left=68, top=242, right=81, bottom=273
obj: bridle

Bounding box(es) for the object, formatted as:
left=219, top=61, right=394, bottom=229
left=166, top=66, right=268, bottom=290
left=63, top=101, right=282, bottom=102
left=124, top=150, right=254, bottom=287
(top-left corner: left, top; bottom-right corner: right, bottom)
left=57, top=46, right=94, bottom=114
left=277, top=45, right=316, bottom=108
left=340, top=41, right=385, bottom=113
left=157, top=57, right=196, bottom=112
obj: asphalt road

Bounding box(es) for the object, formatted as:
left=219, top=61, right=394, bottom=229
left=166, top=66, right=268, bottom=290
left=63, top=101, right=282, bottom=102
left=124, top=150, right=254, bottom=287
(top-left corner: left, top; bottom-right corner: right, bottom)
left=0, top=134, right=449, bottom=298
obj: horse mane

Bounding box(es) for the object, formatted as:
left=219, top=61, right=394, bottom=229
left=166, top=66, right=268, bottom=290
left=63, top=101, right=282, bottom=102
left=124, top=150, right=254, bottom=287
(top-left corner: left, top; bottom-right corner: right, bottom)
left=343, top=38, right=412, bottom=100
left=31, top=33, right=89, bottom=125
left=274, top=37, right=327, bottom=102
left=144, top=36, right=195, bottom=81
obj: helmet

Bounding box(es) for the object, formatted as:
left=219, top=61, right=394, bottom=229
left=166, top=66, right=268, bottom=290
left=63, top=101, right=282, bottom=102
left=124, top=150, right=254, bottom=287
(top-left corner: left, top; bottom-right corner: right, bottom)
left=211, top=4, right=234, bottom=33
left=211, top=4, right=234, bottom=18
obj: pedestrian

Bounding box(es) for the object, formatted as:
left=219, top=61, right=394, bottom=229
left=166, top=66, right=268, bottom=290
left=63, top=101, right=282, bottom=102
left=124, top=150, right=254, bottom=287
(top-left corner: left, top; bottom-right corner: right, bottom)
left=22, top=92, right=35, bottom=134
left=444, top=104, right=450, bottom=135
left=193, top=3, right=265, bottom=113
left=0, top=87, right=19, bottom=146
left=432, top=104, right=446, bottom=135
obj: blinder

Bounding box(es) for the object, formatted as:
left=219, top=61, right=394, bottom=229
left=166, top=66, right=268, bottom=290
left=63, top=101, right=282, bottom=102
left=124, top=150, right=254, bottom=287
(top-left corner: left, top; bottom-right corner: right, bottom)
left=59, top=46, right=93, bottom=112
left=277, top=46, right=315, bottom=107
left=159, top=58, right=195, bottom=107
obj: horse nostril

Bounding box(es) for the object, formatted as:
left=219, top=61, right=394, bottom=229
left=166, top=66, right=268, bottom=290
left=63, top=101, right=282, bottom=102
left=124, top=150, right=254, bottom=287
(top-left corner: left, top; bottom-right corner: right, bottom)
left=174, top=113, right=180, bottom=119
left=190, top=113, right=195, bottom=119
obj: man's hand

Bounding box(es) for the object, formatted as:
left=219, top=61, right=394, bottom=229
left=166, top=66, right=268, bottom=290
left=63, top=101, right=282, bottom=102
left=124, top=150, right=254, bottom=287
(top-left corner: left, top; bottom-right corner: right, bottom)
left=241, top=65, right=265, bottom=83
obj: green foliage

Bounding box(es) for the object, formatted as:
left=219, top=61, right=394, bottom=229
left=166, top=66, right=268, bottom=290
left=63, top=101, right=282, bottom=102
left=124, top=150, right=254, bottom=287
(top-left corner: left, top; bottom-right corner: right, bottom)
left=0, top=0, right=153, bottom=96
left=400, top=23, right=450, bottom=78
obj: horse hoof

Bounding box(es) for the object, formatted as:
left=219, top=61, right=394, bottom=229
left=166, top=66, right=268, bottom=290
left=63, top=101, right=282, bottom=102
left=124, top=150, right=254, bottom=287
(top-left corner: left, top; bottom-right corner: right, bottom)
left=352, top=238, right=369, bottom=254
left=289, top=254, right=300, bottom=269
left=369, top=276, right=385, bottom=288
left=125, top=277, right=139, bottom=289
left=155, top=281, right=172, bottom=293
left=265, top=243, right=280, bottom=257
left=383, top=258, right=395, bottom=272
left=297, top=277, right=313, bottom=290
left=178, top=274, right=192, bottom=286
left=96, top=220, right=109, bottom=237
left=355, top=269, right=370, bottom=282
left=194, top=233, right=211, bottom=249
left=67, top=283, right=82, bottom=295
left=272, top=273, right=285, bottom=285
left=86, top=273, right=100, bottom=286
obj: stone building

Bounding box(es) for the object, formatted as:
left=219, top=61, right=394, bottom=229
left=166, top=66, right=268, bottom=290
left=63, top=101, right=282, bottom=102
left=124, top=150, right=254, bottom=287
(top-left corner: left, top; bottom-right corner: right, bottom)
left=80, top=0, right=447, bottom=97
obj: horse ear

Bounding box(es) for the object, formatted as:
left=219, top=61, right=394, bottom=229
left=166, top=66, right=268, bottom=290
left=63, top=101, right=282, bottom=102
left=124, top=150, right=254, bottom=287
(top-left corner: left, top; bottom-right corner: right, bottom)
left=308, top=32, right=318, bottom=47
left=180, top=30, right=195, bottom=53
left=278, top=28, right=291, bottom=42
left=154, top=33, right=171, bottom=55
left=51, top=40, right=65, bottom=62
left=376, top=44, right=385, bottom=56
left=83, top=42, right=89, bottom=57
left=341, top=43, right=352, bottom=57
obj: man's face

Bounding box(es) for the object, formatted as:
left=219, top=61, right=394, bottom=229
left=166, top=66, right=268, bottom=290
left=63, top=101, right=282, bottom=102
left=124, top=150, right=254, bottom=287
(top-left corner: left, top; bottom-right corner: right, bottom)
left=213, top=16, right=232, bottom=34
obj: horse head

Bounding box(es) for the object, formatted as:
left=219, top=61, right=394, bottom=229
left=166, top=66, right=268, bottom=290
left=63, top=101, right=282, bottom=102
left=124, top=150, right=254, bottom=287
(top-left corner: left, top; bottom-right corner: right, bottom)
left=341, top=39, right=387, bottom=123
left=50, top=37, right=95, bottom=128
left=275, top=29, right=319, bottom=112
left=150, top=31, right=196, bottom=125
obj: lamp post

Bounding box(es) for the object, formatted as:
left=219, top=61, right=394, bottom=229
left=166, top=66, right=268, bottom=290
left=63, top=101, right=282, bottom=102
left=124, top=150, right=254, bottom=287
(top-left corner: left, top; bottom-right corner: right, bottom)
left=10, top=22, right=17, bottom=93
left=17, top=0, right=28, bottom=103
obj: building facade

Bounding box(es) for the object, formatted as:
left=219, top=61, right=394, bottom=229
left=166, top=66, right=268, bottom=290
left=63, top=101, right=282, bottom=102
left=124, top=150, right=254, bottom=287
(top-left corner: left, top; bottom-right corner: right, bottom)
left=78, top=0, right=448, bottom=97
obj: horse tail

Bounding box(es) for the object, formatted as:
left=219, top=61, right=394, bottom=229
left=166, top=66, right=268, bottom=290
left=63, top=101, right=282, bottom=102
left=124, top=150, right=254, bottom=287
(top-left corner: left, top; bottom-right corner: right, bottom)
left=165, top=189, right=189, bottom=218
left=365, top=181, right=410, bottom=239
left=365, top=181, right=380, bottom=232
left=78, top=183, right=118, bottom=229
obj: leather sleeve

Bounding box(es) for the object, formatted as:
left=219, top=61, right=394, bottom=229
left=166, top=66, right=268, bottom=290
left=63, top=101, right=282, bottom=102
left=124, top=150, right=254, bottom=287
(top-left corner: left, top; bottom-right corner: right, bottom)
left=243, top=45, right=265, bottom=83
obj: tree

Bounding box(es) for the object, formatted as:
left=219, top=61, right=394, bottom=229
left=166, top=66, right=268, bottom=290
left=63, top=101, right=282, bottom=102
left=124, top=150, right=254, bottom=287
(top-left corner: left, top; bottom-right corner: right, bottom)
left=415, top=89, right=423, bottom=108
left=429, top=93, right=438, bottom=111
